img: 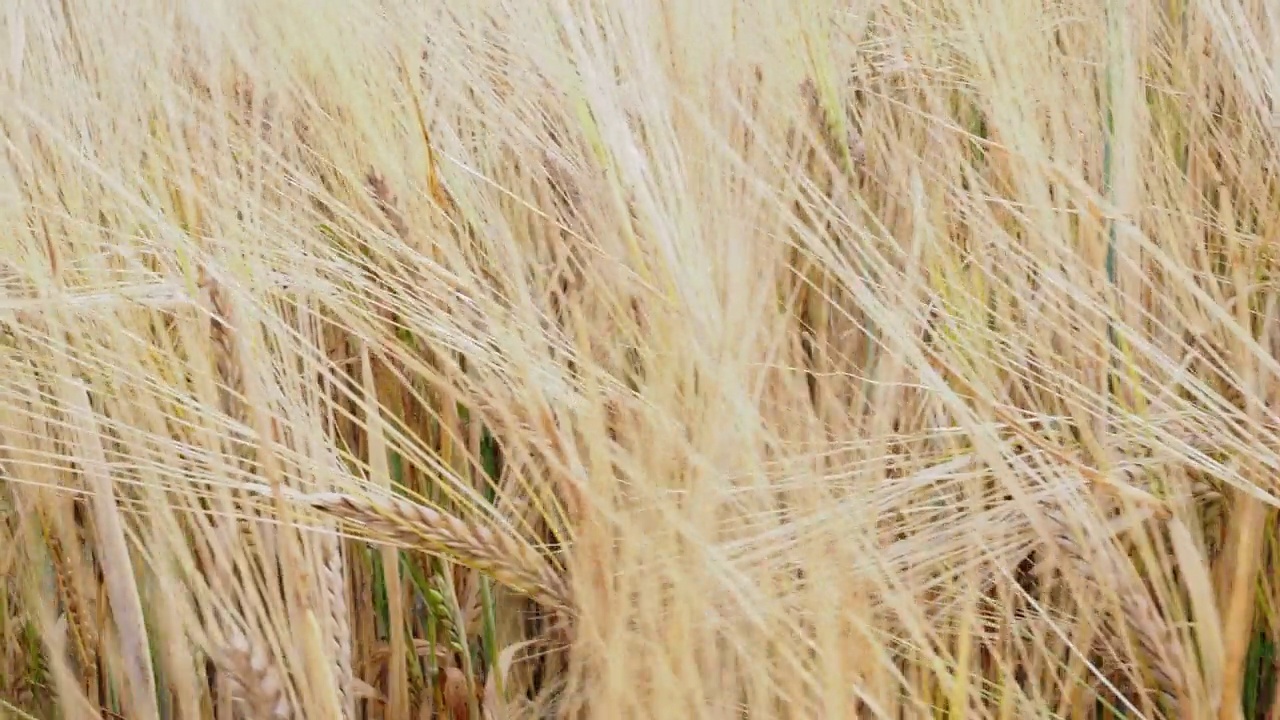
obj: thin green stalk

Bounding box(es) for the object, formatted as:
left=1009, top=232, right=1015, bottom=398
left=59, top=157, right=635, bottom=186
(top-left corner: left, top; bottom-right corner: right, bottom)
left=388, top=449, right=426, bottom=690
left=1103, top=0, right=1121, bottom=432
left=479, top=426, right=501, bottom=698
left=404, top=550, right=435, bottom=686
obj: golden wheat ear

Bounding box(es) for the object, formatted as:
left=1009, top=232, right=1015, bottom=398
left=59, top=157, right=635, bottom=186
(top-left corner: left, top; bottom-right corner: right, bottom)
left=241, top=482, right=571, bottom=612
left=217, top=630, right=294, bottom=720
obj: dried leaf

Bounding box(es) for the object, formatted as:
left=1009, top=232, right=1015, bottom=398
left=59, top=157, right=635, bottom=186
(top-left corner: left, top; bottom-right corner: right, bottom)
left=482, top=640, right=537, bottom=720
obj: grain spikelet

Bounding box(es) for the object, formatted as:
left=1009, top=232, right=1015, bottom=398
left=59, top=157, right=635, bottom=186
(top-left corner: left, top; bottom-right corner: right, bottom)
left=320, top=534, right=353, bottom=719
left=245, top=484, right=569, bottom=612
left=1048, top=515, right=1188, bottom=711
left=220, top=630, right=294, bottom=720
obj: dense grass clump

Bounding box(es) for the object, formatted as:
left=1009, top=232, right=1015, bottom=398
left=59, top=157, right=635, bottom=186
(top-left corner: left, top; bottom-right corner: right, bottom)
left=2, top=0, right=1280, bottom=718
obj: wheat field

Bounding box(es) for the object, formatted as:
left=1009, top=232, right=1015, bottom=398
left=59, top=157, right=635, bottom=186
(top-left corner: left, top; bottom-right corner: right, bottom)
left=1, top=0, right=1279, bottom=718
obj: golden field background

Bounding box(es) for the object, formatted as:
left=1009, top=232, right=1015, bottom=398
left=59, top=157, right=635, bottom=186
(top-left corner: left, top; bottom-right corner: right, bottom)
left=2, top=0, right=1280, bottom=718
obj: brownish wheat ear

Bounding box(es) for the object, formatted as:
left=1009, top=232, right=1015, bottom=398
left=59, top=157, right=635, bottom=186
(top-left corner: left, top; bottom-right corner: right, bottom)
left=243, top=483, right=570, bottom=612
left=219, top=630, right=294, bottom=720
left=199, top=268, right=246, bottom=421
left=1048, top=518, right=1188, bottom=712
left=42, top=520, right=98, bottom=685
left=366, top=171, right=409, bottom=241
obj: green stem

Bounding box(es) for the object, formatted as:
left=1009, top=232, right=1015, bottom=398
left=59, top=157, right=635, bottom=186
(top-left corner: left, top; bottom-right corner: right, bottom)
left=1104, top=0, right=1121, bottom=416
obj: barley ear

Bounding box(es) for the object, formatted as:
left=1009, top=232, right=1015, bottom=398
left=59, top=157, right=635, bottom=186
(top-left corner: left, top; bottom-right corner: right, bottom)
left=61, top=379, right=159, bottom=720
left=219, top=630, right=294, bottom=720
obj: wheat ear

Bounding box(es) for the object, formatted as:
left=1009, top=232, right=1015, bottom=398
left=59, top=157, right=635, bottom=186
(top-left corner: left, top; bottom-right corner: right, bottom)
left=220, top=630, right=294, bottom=720
left=1047, top=518, right=1187, bottom=710
left=61, top=379, right=159, bottom=720
left=200, top=268, right=245, bottom=419
left=367, top=171, right=409, bottom=241
left=320, top=534, right=353, bottom=719
left=244, top=484, right=570, bottom=612
left=41, top=514, right=98, bottom=685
